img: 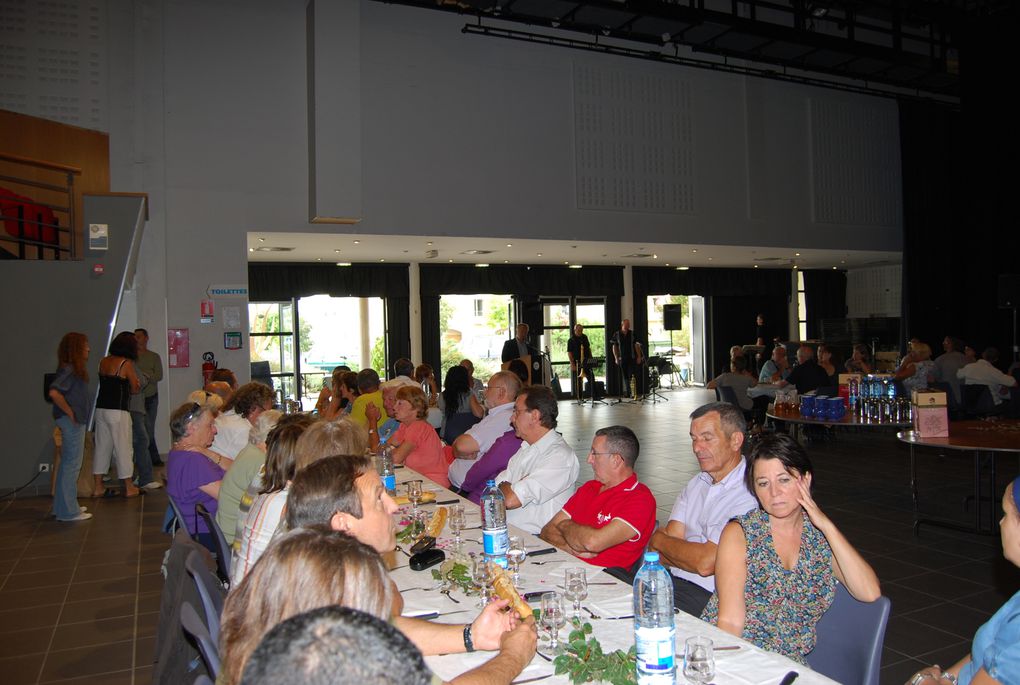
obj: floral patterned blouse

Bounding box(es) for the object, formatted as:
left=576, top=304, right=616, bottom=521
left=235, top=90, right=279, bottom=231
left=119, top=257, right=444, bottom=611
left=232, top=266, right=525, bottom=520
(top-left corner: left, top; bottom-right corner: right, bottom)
left=701, top=507, right=835, bottom=663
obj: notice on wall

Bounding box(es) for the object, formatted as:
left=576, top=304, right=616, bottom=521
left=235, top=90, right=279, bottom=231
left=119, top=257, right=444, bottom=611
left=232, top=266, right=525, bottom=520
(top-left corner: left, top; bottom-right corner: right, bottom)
left=223, top=305, right=241, bottom=329
left=224, top=331, right=242, bottom=350
left=168, top=328, right=190, bottom=368
left=88, top=224, right=109, bottom=251
left=200, top=299, right=214, bottom=324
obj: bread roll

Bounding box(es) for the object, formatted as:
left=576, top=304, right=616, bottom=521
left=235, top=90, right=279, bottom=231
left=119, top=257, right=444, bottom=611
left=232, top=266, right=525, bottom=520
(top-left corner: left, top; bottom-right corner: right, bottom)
left=490, top=563, right=532, bottom=619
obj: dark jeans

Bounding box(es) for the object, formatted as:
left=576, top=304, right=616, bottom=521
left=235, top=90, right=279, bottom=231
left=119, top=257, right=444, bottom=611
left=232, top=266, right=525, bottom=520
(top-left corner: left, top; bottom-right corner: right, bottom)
left=144, top=393, right=160, bottom=463
left=672, top=575, right=712, bottom=618
left=131, top=410, right=155, bottom=487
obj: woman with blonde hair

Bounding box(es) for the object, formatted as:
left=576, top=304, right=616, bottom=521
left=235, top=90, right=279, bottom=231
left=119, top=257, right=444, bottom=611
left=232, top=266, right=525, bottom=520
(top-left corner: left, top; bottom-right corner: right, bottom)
left=896, top=341, right=935, bottom=393
left=390, top=386, right=449, bottom=487
left=219, top=525, right=395, bottom=685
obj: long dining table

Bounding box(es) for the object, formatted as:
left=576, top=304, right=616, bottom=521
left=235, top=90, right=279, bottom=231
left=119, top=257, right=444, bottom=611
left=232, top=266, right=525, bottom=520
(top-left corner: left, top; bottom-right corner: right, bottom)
left=388, top=466, right=839, bottom=685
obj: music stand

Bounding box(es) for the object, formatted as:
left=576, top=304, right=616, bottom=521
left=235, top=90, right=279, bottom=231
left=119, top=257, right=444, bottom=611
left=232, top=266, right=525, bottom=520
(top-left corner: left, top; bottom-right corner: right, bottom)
left=577, top=356, right=608, bottom=406
left=640, top=357, right=669, bottom=403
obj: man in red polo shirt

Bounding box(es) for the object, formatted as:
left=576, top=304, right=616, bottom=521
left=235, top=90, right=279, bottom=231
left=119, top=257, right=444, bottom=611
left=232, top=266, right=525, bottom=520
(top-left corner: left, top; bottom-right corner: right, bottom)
left=539, top=425, right=655, bottom=570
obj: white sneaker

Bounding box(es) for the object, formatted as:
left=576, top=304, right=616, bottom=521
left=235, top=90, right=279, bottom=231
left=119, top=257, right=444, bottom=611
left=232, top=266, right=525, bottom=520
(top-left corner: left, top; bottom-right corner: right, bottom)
left=50, top=506, right=87, bottom=517
left=141, top=482, right=163, bottom=490
left=57, top=512, right=93, bottom=522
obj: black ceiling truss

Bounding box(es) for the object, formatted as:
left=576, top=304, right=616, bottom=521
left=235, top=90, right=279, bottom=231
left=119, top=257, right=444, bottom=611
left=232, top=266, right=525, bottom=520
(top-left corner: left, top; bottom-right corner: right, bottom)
left=375, top=0, right=1013, bottom=104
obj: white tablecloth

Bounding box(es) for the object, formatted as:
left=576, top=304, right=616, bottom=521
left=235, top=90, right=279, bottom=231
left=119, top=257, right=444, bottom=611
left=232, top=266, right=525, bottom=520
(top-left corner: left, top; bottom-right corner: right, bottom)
left=390, top=467, right=837, bottom=685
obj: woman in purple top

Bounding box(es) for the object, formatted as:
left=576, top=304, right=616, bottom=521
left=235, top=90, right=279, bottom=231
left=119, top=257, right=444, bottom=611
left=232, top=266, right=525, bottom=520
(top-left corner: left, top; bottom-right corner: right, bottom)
left=167, top=398, right=226, bottom=550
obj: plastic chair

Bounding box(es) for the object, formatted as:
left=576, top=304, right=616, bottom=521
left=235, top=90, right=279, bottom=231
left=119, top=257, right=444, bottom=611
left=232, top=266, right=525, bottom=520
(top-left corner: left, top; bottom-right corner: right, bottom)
left=167, top=495, right=194, bottom=538
left=806, top=583, right=891, bottom=685
left=962, top=384, right=998, bottom=418
left=180, top=600, right=221, bottom=679
left=717, top=385, right=753, bottom=423
left=195, top=502, right=231, bottom=583
left=184, top=550, right=227, bottom=642
left=193, top=677, right=214, bottom=685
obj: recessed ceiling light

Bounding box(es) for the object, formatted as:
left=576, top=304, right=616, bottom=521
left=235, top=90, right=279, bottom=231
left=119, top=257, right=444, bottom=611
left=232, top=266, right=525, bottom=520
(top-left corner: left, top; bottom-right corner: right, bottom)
left=563, top=261, right=569, bottom=265
left=258, top=237, right=265, bottom=242
left=569, top=264, right=583, bottom=269
left=708, top=257, right=713, bottom=261
left=832, top=266, right=838, bottom=270
left=316, top=257, right=321, bottom=261
left=336, top=262, right=351, bottom=267
left=334, top=249, right=341, bottom=253
left=691, top=249, right=698, bottom=253
left=427, top=242, right=433, bottom=246
left=354, top=240, right=361, bottom=244
left=476, top=263, right=490, bottom=268
left=537, top=253, right=543, bottom=257
left=379, top=258, right=385, bottom=262
left=754, top=264, right=759, bottom=268
left=248, top=247, right=254, bottom=252
left=448, top=259, right=453, bottom=263
left=793, top=265, right=798, bottom=269
left=794, top=252, right=801, bottom=256
left=506, top=243, right=512, bottom=248
left=652, top=254, right=658, bottom=259
left=676, top=266, right=689, bottom=271
left=504, top=260, right=509, bottom=263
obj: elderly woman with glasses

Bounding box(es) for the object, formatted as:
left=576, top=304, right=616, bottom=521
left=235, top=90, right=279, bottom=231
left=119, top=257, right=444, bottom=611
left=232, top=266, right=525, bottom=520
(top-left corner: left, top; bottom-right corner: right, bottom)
left=166, top=396, right=225, bottom=550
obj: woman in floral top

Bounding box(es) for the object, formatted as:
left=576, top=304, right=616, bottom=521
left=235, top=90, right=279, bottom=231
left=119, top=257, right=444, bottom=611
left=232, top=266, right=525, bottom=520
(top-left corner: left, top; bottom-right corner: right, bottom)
left=702, top=434, right=881, bottom=662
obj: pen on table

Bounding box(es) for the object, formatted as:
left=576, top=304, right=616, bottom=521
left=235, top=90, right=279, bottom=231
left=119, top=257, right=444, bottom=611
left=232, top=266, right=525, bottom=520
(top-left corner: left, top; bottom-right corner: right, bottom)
left=778, top=671, right=799, bottom=685
left=714, top=645, right=741, bottom=651
left=528, top=547, right=558, bottom=557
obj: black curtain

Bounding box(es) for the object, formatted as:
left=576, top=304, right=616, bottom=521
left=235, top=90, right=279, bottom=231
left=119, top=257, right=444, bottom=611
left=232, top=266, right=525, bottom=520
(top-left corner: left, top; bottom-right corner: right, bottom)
left=802, top=270, right=847, bottom=339
left=420, top=295, right=441, bottom=377
left=418, top=264, right=624, bottom=297
left=385, top=296, right=410, bottom=376
left=898, top=15, right=1018, bottom=359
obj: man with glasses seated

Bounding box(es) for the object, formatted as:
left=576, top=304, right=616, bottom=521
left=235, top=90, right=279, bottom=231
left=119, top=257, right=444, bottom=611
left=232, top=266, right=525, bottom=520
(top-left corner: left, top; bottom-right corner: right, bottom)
left=539, top=425, right=655, bottom=571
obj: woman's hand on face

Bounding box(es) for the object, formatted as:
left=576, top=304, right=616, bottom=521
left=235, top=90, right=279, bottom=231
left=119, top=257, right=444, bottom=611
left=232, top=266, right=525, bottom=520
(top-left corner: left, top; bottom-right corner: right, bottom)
left=795, top=474, right=831, bottom=530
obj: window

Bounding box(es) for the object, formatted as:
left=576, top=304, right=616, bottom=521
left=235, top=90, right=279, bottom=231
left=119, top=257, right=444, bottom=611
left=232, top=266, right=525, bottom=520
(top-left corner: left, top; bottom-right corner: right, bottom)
left=473, top=298, right=484, bottom=317
left=796, top=271, right=807, bottom=340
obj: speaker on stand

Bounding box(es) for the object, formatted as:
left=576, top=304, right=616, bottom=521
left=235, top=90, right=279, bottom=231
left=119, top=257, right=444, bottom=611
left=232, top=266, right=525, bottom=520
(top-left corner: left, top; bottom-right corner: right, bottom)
left=662, top=304, right=684, bottom=388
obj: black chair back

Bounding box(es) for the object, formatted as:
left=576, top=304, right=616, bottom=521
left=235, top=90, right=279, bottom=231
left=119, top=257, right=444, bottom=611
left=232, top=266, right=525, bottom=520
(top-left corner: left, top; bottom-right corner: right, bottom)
left=195, top=502, right=231, bottom=584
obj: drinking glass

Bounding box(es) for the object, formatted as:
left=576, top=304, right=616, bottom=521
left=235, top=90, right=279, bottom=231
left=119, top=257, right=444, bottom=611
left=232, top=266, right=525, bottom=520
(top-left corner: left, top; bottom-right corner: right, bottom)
left=507, top=535, right=527, bottom=587
left=682, top=636, right=715, bottom=684
left=472, top=557, right=494, bottom=608
left=448, top=504, right=466, bottom=550
left=563, top=567, right=588, bottom=619
left=406, top=480, right=423, bottom=513
left=540, top=592, right=566, bottom=653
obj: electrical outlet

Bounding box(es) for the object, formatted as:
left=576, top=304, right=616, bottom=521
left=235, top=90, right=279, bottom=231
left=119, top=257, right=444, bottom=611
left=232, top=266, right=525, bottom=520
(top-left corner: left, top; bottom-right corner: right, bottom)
left=39, top=463, right=51, bottom=473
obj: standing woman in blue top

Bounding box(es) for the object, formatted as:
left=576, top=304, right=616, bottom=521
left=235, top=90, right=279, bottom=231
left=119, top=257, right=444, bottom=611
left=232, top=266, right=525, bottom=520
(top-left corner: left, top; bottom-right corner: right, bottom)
left=909, top=476, right=1020, bottom=685
left=48, top=332, right=92, bottom=522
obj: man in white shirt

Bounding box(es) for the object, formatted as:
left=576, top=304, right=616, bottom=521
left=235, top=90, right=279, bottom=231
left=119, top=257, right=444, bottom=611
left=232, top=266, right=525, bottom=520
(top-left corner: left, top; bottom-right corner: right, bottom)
left=496, top=386, right=579, bottom=534
left=647, top=402, right=756, bottom=616
left=448, top=371, right=521, bottom=488
left=958, top=347, right=1018, bottom=406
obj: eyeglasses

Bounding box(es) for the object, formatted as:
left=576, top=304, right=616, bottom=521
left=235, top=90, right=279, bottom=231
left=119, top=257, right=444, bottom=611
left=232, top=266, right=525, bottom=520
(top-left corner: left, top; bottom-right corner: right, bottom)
left=588, top=450, right=618, bottom=458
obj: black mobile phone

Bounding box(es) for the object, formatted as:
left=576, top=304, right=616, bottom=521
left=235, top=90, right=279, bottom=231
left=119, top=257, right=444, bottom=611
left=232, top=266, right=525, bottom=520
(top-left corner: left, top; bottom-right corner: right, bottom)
left=409, top=548, right=446, bottom=571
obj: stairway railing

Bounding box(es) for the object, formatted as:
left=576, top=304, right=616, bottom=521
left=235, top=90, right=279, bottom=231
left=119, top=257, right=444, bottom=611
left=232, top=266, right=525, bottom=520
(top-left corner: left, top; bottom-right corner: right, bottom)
left=0, top=152, right=81, bottom=260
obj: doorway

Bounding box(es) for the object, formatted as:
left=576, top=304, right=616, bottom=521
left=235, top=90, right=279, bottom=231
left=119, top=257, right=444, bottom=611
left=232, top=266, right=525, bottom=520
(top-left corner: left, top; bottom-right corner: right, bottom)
left=537, top=297, right=606, bottom=399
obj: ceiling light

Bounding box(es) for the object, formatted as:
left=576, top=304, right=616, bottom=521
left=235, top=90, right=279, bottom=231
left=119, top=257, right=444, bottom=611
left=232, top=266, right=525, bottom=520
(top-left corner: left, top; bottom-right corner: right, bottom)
left=569, top=264, right=583, bottom=269
left=336, top=262, right=351, bottom=267
left=754, top=264, right=759, bottom=268
left=248, top=248, right=254, bottom=252
left=676, top=266, right=689, bottom=271
left=448, top=259, right=453, bottom=263
left=652, top=254, right=658, bottom=259
left=427, top=242, right=433, bottom=246
left=691, top=249, right=698, bottom=253
left=379, top=258, right=385, bottom=262
left=476, top=263, right=490, bottom=268
left=258, top=237, right=265, bottom=242
left=563, top=261, right=569, bottom=265
left=316, top=257, right=321, bottom=261
left=793, top=265, right=798, bottom=269
left=506, top=243, right=512, bottom=248
left=832, top=266, right=838, bottom=270
left=461, top=249, right=493, bottom=255
left=708, top=257, right=713, bottom=261
left=794, top=252, right=801, bottom=256
left=334, top=249, right=341, bottom=253
left=537, top=253, right=543, bottom=257
left=354, top=240, right=360, bottom=244
left=504, top=260, right=509, bottom=263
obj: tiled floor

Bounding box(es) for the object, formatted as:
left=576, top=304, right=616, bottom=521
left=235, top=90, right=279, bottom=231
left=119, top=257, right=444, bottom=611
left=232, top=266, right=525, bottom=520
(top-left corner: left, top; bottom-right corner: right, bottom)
left=2, top=386, right=1017, bottom=684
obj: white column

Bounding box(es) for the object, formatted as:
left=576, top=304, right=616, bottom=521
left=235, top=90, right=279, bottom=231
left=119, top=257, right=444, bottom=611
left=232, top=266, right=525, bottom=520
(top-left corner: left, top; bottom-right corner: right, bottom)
left=409, top=262, right=422, bottom=364
left=359, top=297, right=371, bottom=369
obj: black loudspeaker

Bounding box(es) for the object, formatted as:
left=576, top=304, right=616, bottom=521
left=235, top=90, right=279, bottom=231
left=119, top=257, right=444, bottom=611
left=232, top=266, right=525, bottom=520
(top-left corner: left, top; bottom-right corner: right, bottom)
left=999, top=274, right=1020, bottom=308
left=663, top=304, right=682, bottom=331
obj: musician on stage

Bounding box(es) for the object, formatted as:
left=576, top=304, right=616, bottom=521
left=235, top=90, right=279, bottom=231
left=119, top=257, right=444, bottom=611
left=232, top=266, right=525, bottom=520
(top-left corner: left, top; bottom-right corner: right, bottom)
left=612, top=319, right=644, bottom=398
left=567, top=324, right=592, bottom=400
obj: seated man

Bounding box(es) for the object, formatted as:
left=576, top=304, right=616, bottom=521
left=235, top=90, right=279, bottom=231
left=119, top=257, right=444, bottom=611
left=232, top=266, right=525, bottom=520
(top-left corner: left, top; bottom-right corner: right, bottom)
left=495, top=386, right=579, bottom=534
left=285, top=456, right=534, bottom=683
left=449, top=371, right=521, bottom=488
left=539, top=426, right=655, bottom=570
left=647, top=402, right=756, bottom=616
left=458, top=430, right=523, bottom=504
left=777, top=345, right=830, bottom=395
left=958, top=347, right=1018, bottom=406
left=758, top=345, right=791, bottom=383
left=708, top=357, right=756, bottom=412
left=242, top=606, right=433, bottom=685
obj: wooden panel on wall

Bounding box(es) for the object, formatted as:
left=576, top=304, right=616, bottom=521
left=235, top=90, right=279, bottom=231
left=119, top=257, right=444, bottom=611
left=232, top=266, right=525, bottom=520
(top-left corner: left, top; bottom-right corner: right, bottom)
left=0, top=108, right=110, bottom=258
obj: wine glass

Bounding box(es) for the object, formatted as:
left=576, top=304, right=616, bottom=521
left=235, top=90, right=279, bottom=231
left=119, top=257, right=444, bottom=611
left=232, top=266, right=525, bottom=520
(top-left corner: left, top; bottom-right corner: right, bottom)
left=448, top=504, right=465, bottom=550
left=406, top=480, right=423, bottom=514
left=540, top=591, right=566, bottom=654
left=507, top=535, right=527, bottom=587
left=472, top=557, right=494, bottom=608
left=563, top=567, right=588, bottom=619
left=683, top=636, right=715, bottom=684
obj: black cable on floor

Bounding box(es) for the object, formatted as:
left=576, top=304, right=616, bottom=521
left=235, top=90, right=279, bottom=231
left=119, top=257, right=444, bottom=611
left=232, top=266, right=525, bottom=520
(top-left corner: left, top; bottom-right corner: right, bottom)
left=0, top=469, right=44, bottom=501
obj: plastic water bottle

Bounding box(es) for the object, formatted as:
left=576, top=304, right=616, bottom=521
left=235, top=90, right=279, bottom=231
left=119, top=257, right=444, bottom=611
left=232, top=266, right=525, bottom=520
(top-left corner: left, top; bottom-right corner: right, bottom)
left=633, top=551, right=676, bottom=684
left=379, top=443, right=396, bottom=497
left=480, top=480, right=509, bottom=568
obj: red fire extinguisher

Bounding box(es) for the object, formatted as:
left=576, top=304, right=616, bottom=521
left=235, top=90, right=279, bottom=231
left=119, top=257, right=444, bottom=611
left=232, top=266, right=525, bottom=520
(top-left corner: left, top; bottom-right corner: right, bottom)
left=201, top=351, right=217, bottom=385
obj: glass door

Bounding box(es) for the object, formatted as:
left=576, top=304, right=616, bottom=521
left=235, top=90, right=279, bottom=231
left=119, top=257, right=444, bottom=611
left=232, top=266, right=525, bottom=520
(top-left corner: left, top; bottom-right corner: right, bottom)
left=537, top=297, right=607, bottom=399
left=249, top=300, right=298, bottom=404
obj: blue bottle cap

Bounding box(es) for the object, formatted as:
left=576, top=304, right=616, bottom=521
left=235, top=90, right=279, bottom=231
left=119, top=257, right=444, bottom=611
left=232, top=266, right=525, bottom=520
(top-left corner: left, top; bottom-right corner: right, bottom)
left=644, top=551, right=659, bottom=563
left=485, top=479, right=496, bottom=486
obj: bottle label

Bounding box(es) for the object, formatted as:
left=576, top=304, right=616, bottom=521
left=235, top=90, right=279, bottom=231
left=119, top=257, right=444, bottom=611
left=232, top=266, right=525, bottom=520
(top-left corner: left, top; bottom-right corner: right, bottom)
left=635, top=626, right=675, bottom=673
left=383, top=474, right=395, bottom=493
left=482, top=528, right=509, bottom=557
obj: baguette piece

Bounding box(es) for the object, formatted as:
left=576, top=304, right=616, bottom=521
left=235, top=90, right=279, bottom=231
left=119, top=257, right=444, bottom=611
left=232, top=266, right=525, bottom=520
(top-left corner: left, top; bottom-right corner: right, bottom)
left=426, top=506, right=448, bottom=539
left=490, top=563, right=532, bottom=620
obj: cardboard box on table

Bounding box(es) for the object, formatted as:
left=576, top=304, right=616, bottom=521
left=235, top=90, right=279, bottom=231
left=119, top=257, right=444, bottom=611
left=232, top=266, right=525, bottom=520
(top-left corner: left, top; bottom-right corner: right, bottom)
left=912, top=388, right=949, bottom=438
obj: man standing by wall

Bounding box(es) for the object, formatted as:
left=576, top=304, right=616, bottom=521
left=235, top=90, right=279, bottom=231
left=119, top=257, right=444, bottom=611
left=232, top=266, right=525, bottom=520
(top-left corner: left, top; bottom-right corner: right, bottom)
left=135, top=328, right=163, bottom=465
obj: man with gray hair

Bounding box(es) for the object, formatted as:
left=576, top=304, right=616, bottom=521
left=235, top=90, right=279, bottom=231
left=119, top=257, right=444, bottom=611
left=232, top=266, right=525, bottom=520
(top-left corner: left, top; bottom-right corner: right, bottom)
left=448, top=371, right=521, bottom=488
left=540, top=425, right=655, bottom=570
left=647, top=402, right=756, bottom=616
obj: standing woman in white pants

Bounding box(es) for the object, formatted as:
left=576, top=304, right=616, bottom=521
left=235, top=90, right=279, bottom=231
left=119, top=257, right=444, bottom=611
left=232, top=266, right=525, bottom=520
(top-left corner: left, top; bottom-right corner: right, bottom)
left=92, top=331, right=141, bottom=498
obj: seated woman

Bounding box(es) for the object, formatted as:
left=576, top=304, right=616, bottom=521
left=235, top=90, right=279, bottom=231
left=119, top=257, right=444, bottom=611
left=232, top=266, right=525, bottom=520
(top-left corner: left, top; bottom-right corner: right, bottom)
left=166, top=397, right=227, bottom=550
left=321, top=371, right=358, bottom=421
left=391, top=386, right=450, bottom=487
left=897, top=341, right=935, bottom=394
left=845, top=344, right=873, bottom=374
left=438, top=364, right=481, bottom=443
left=816, top=345, right=839, bottom=388
left=702, top=433, right=880, bottom=663
left=908, top=476, right=1020, bottom=685
left=414, top=363, right=439, bottom=405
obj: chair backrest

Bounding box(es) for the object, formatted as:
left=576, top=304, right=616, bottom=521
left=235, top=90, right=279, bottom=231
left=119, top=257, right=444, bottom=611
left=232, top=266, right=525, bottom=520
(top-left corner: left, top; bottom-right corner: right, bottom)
left=195, top=502, right=231, bottom=583
left=185, top=549, right=227, bottom=642
left=180, top=600, right=221, bottom=679
left=713, top=386, right=722, bottom=402
left=193, top=677, right=214, bottom=685
left=716, top=384, right=740, bottom=407
left=167, top=495, right=194, bottom=538
left=962, top=384, right=996, bottom=417
left=806, top=583, right=891, bottom=685
left=441, top=411, right=481, bottom=443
